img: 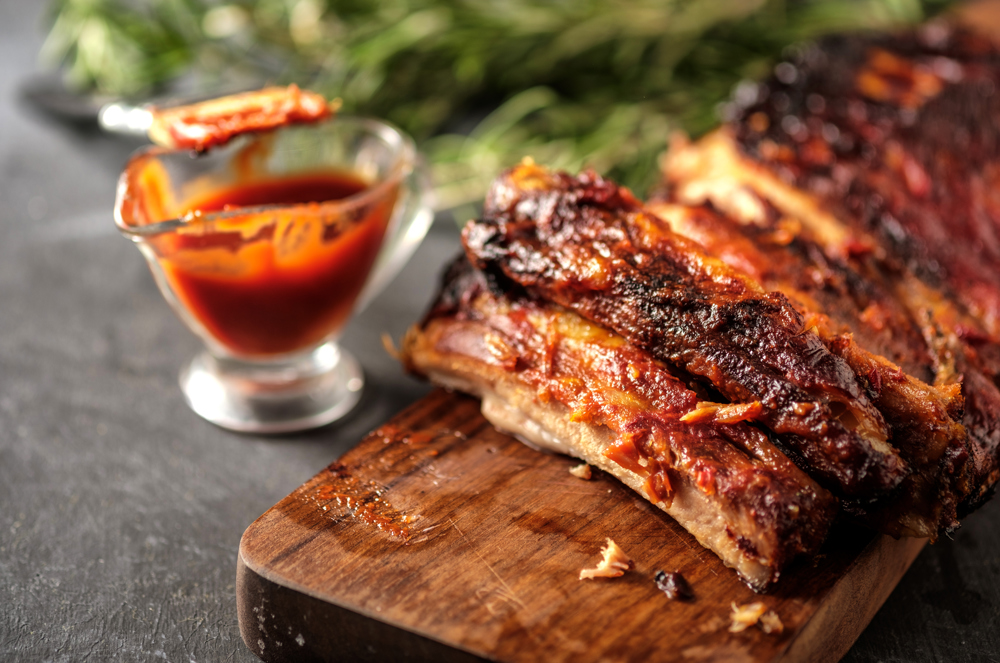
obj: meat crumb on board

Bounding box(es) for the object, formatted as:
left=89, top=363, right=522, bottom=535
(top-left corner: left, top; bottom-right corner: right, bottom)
left=729, top=602, right=767, bottom=632
left=579, top=538, right=633, bottom=579
left=729, top=602, right=784, bottom=634
left=759, top=610, right=784, bottom=634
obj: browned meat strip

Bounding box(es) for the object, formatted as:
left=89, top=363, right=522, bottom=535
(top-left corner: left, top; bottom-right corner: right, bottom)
left=147, top=85, right=337, bottom=151
left=646, top=199, right=971, bottom=538
left=403, top=256, right=837, bottom=590
left=463, top=160, right=906, bottom=500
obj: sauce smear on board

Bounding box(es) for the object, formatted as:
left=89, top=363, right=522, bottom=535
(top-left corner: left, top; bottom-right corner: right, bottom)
left=159, top=171, right=393, bottom=357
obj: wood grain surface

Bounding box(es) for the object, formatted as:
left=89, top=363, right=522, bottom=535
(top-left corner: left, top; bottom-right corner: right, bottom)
left=237, top=389, right=926, bottom=662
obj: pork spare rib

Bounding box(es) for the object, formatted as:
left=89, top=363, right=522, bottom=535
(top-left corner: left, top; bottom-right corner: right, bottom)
left=403, top=22, right=1000, bottom=589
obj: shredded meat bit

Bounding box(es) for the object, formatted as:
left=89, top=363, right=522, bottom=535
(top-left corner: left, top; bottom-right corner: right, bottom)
left=569, top=463, right=593, bottom=480
left=729, top=602, right=767, bottom=633
left=680, top=401, right=763, bottom=425
left=759, top=611, right=784, bottom=635
left=381, top=333, right=401, bottom=360
left=579, top=538, right=633, bottom=580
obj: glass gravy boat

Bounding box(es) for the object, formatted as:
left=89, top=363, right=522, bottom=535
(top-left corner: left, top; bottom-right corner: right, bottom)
left=115, top=116, right=433, bottom=433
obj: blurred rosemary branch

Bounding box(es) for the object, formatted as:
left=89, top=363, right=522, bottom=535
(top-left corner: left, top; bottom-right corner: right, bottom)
left=42, top=0, right=950, bottom=210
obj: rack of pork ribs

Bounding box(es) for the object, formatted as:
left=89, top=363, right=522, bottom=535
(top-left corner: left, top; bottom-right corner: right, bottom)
left=402, top=22, right=1000, bottom=591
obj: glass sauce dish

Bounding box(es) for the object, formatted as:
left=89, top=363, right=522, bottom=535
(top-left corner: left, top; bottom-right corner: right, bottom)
left=115, top=116, right=433, bottom=432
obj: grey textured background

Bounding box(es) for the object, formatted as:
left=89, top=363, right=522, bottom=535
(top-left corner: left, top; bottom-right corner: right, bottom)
left=1, top=2, right=998, bottom=661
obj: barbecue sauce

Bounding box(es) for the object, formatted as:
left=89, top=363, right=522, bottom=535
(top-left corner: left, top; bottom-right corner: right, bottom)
left=187, top=174, right=364, bottom=212
left=159, top=171, right=393, bottom=356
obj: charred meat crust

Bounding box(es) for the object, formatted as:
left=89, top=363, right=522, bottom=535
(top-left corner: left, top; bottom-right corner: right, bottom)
left=405, top=257, right=836, bottom=589
left=463, top=162, right=906, bottom=500
left=645, top=200, right=971, bottom=538
left=727, top=24, right=1000, bottom=514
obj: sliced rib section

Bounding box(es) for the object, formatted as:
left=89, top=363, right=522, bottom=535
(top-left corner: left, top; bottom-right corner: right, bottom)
left=645, top=199, right=970, bottom=538
left=463, top=160, right=906, bottom=500
left=663, top=23, right=1000, bottom=516
left=403, top=257, right=837, bottom=590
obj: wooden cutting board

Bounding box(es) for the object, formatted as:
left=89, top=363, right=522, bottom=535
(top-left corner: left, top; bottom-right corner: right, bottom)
left=236, top=389, right=925, bottom=663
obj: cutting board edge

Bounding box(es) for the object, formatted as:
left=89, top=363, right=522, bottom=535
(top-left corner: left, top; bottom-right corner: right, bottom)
left=236, top=547, right=490, bottom=663
left=776, top=535, right=927, bottom=663
left=236, top=518, right=925, bottom=663
left=237, top=512, right=499, bottom=660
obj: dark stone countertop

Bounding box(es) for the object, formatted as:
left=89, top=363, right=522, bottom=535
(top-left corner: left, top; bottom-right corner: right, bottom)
left=1, top=3, right=997, bottom=661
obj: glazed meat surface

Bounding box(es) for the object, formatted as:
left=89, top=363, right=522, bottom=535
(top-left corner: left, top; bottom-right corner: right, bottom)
left=464, top=161, right=905, bottom=500
left=404, top=257, right=836, bottom=590
left=645, top=200, right=970, bottom=538
left=735, top=26, right=1000, bottom=338
left=664, top=23, right=1000, bottom=515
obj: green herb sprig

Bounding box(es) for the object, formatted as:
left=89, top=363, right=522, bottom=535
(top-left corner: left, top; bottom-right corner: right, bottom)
left=42, top=0, right=949, bottom=209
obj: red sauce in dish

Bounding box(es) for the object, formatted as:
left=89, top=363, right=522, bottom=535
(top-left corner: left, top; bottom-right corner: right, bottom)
left=190, top=173, right=365, bottom=211
left=159, top=171, right=393, bottom=357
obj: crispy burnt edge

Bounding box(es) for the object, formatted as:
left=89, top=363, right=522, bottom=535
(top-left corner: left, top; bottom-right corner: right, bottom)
left=734, top=26, right=1000, bottom=337
left=722, top=25, right=1000, bottom=514
left=402, top=255, right=837, bottom=591
left=462, top=161, right=906, bottom=501
left=644, top=199, right=971, bottom=539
